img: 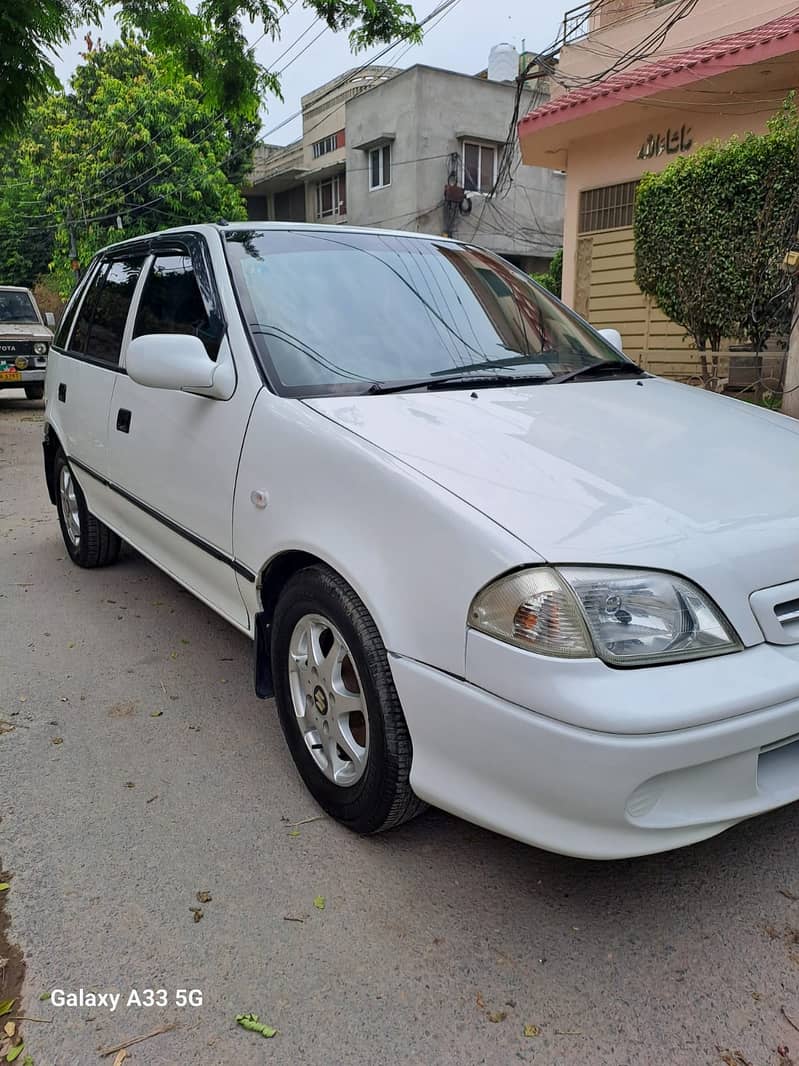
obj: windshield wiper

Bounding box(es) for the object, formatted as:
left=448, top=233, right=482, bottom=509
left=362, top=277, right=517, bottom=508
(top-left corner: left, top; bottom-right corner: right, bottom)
left=546, top=360, right=647, bottom=384
left=366, top=372, right=552, bottom=395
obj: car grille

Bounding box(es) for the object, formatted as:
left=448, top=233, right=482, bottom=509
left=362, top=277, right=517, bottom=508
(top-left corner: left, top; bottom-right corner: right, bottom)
left=750, top=580, right=799, bottom=646
left=0, top=341, right=34, bottom=356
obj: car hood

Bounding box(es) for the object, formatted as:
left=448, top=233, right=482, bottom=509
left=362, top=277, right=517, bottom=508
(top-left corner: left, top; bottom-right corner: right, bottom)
left=306, top=378, right=799, bottom=644
left=0, top=323, right=52, bottom=341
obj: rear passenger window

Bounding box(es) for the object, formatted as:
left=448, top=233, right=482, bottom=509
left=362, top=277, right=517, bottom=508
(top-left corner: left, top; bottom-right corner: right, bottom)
left=69, top=263, right=108, bottom=354
left=86, top=257, right=144, bottom=365
left=133, top=254, right=219, bottom=359
left=66, top=255, right=144, bottom=365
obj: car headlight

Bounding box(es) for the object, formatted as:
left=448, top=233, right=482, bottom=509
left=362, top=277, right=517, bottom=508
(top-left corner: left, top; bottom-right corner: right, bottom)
left=34, top=342, right=48, bottom=356
left=469, top=566, right=741, bottom=667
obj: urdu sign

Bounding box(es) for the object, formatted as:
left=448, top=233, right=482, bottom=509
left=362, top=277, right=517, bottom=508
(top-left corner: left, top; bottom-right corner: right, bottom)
left=637, top=124, right=693, bottom=160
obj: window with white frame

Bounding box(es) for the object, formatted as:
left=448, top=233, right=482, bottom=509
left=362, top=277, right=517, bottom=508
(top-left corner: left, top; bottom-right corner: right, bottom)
left=463, top=142, right=497, bottom=194
left=315, top=174, right=346, bottom=219
left=369, top=144, right=391, bottom=190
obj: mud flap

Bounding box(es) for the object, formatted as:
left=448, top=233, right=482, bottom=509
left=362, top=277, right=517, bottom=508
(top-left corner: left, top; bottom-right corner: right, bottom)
left=254, top=611, right=274, bottom=698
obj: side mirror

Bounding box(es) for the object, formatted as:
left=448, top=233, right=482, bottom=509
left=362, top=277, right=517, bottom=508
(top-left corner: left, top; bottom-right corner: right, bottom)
left=127, top=334, right=225, bottom=396
left=44, top=312, right=56, bottom=328
left=598, top=327, right=623, bottom=352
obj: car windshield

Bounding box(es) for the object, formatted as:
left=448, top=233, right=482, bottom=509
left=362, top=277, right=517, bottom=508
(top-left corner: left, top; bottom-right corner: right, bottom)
left=0, top=290, right=38, bottom=325
left=225, top=229, right=625, bottom=396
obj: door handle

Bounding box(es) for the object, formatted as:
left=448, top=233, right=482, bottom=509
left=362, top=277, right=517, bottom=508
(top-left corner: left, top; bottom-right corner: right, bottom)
left=58, top=383, right=66, bottom=402
left=116, top=408, right=131, bottom=433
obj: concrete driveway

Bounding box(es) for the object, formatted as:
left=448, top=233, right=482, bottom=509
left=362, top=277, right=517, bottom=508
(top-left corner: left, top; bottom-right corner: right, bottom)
left=2, top=390, right=799, bottom=1066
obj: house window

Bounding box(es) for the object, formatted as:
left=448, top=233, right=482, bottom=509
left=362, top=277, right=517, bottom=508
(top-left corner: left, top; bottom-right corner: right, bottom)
left=578, top=180, right=639, bottom=234
left=463, top=142, right=496, bottom=194
left=312, top=130, right=345, bottom=159
left=369, top=144, right=391, bottom=190
left=316, top=174, right=346, bottom=219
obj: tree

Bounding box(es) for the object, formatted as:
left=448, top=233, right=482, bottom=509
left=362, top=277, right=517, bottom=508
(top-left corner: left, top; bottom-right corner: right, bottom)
left=531, top=248, right=562, bottom=298
left=0, top=132, right=54, bottom=287
left=0, top=0, right=420, bottom=137
left=22, top=39, right=251, bottom=292
left=634, top=98, right=799, bottom=391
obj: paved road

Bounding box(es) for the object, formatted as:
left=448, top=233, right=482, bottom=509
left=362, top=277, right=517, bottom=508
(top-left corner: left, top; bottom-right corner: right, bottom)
left=2, top=391, right=799, bottom=1066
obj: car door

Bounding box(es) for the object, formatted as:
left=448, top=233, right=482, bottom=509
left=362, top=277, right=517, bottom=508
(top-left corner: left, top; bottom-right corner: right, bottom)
left=102, top=235, right=259, bottom=631
left=47, top=252, right=147, bottom=521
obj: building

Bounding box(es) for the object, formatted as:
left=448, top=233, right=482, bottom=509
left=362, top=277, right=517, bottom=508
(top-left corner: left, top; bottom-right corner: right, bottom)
left=243, top=66, right=402, bottom=227
left=517, top=0, right=799, bottom=380
left=244, top=53, right=565, bottom=274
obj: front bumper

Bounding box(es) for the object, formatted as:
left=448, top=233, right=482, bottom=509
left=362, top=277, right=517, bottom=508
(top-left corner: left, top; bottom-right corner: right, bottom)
left=389, top=652, right=799, bottom=859
left=0, top=368, right=45, bottom=387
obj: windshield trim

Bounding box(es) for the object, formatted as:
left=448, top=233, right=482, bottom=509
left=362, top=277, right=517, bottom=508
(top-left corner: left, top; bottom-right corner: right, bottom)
left=222, top=229, right=632, bottom=399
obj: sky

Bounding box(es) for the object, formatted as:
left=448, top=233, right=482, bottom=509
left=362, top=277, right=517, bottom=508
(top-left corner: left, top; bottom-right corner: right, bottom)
left=50, top=0, right=572, bottom=145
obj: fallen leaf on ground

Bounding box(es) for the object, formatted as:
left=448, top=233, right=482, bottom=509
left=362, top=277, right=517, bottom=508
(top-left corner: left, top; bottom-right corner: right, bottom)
left=236, top=1013, right=277, bottom=1038
left=313, top=896, right=325, bottom=910
left=6, top=1044, right=24, bottom=1063
left=717, top=1048, right=753, bottom=1066
left=288, top=830, right=300, bottom=838
left=475, top=992, right=485, bottom=1010
left=149, top=711, right=162, bottom=718
left=488, top=1011, right=507, bottom=1024
left=0, top=723, right=14, bottom=736
left=111, top=1049, right=128, bottom=1066
left=0, top=1003, right=12, bottom=1018
left=190, top=908, right=203, bottom=923
left=20, top=1057, right=32, bottom=1066
left=3, top=1022, right=14, bottom=1038
left=523, top=1024, right=541, bottom=1037
left=123, top=782, right=135, bottom=789
left=196, top=892, right=212, bottom=904
left=0, top=886, right=9, bottom=895
left=51, top=738, right=63, bottom=746
left=38, top=993, right=49, bottom=1002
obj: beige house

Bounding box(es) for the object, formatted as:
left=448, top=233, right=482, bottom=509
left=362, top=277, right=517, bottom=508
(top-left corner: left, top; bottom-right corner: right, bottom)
left=518, top=0, right=799, bottom=383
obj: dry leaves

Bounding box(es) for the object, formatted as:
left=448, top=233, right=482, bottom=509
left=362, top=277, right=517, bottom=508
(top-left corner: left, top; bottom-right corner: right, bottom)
left=190, top=907, right=203, bottom=923
left=196, top=891, right=212, bottom=904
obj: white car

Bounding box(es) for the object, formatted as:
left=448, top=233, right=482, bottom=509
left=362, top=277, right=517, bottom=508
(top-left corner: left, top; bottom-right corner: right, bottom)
left=43, top=223, right=799, bottom=859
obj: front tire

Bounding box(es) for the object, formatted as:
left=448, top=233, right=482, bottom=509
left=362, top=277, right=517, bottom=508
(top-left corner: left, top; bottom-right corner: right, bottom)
left=55, top=450, right=121, bottom=568
left=24, top=383, right=44, bottom=400
left=271, top=565, right=425, bottom=834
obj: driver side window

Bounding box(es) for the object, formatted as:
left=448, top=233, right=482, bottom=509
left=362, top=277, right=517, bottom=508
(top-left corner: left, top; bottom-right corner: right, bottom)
left=133, top=254, right=219, bottom=359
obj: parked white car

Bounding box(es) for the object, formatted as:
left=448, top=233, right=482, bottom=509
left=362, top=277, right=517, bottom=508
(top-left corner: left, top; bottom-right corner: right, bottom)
left=43, top=223, right=799, bottom=859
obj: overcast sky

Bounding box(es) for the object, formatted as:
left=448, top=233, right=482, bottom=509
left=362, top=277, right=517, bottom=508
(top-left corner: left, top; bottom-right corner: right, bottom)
left=50, top=0, right=571, bottom=144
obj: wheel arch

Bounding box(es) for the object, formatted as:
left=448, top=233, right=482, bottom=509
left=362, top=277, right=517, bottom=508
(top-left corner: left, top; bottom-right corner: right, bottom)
left=254, top=549, right=334, bottom=698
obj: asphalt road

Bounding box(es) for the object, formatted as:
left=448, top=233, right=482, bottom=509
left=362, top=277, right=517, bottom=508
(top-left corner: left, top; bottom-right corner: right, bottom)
left=2, top=391, right=799, bottom=1066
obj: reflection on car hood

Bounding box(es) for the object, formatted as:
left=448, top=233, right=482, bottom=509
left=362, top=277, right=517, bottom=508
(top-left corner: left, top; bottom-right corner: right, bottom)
left=306, top=378, right=799, bottom=632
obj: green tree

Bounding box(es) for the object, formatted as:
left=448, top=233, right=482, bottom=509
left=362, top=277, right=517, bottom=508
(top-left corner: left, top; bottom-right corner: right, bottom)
left=531, top=248, right=562, bottom=298
left=0, top=0, right=420, bottom=137
left=24, top=39, right=250, bottom=292
left=0, top=133, right=54, bottom=287
left=634, top=98, right=799, bottom=390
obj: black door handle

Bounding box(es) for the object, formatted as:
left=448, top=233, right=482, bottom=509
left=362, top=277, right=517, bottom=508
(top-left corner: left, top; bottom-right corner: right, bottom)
left=116, top=408, right=131, bottom=433
left=58, top=383, right=66, bottom=402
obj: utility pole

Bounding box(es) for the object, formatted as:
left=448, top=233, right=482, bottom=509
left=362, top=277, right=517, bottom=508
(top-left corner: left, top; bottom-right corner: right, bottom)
left=66, top=211, right=80, bottom=290
left=780, top=236, right=799, bottom=419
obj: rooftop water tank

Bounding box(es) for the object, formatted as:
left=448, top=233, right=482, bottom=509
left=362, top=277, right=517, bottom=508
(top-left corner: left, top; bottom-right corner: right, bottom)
left=487, top=43, right=519, bottom=83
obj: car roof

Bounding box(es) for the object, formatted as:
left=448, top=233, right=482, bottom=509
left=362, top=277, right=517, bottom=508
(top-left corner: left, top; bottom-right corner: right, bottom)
left=0, top=286, right=34, bottom=293
left=94, top=221, right=452, bottom=258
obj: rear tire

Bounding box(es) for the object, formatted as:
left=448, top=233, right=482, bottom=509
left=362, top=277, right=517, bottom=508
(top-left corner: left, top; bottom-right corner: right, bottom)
left=271, top=564, right=426, bottom=834
left=54, top=450, right=121, bottom=568
left=24, top=383, right=44, bottom=400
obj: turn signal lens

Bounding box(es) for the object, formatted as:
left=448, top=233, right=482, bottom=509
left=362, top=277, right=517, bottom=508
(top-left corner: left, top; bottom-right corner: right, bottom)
left=469, top=568, right=592, bottom=658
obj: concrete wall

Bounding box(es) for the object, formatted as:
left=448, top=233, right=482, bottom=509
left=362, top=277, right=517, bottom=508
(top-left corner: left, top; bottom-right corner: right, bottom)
left=344, top=65, right=564, bottom=264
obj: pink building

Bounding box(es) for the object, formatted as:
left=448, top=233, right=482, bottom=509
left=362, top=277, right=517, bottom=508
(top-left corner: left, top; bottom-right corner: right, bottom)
left=518, top=0, right=799, bottom=381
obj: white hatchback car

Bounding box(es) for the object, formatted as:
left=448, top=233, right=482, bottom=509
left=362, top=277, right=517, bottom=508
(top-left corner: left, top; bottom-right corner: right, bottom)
left=43, top=223, right=799, bottom=859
